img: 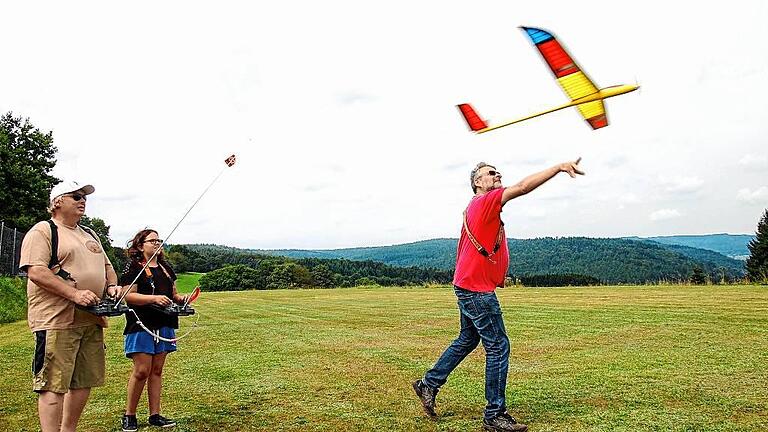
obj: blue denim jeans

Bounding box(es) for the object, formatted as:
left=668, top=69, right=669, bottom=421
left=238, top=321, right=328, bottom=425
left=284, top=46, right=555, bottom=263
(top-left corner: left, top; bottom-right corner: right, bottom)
left=423, top=286, right=510, bottom=420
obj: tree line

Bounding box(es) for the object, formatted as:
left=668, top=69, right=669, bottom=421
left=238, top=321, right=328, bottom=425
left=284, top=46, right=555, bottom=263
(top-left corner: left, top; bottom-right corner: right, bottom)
left=166, top=244, right=453, bottom=290
left=274, top=237, right=749, bottom=284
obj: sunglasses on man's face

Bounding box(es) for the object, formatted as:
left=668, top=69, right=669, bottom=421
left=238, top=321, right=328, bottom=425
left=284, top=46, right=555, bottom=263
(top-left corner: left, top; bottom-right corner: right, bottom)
left=68, top=194, right=87, bottom=202
left=476, top=170, right=501, bottom=180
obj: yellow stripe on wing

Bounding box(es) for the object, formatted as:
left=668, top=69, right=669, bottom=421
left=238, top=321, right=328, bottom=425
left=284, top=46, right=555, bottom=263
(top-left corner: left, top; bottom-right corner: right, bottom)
left=577, top=100, right=605, bottom=120
left=556, top=71, right=598, bottom=101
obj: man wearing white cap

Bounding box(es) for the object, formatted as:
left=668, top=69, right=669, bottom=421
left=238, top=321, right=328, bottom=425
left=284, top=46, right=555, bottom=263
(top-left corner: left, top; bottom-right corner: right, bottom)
left=19, top=180, right=122, bottom=432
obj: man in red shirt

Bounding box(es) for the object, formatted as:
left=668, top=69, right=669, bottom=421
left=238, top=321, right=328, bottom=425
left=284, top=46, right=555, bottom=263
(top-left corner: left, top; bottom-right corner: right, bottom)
left=413, top=159, right=584, bottom=432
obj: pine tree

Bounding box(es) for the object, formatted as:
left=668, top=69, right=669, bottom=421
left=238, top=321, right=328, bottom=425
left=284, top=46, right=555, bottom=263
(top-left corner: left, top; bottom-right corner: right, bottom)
left=746, top=208, right=768, bottom=283
left=690, top=265, right=707, bottom=285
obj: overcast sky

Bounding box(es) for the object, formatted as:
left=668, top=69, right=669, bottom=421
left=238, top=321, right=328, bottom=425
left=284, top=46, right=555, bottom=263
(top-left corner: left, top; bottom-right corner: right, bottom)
left=2, top=1, right=767, bottom=249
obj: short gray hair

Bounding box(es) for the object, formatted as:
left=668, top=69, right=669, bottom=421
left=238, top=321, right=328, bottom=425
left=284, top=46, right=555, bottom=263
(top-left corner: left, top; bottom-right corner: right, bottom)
left=47, top=195, right=63, bottom=215
left=470, top=162, right=495, bottom=193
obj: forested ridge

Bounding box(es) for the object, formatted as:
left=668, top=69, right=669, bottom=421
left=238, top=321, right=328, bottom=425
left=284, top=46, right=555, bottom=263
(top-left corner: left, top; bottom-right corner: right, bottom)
left=624, top=234, right=753, bottom=258
left=164, top=244, right=453, bottom=290
left=256, top=237, right=746, bottom=284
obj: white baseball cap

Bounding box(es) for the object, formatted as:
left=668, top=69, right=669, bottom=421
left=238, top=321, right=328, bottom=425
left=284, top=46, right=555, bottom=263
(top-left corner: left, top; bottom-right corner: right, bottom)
left=50, top=180, right=95, bottom=202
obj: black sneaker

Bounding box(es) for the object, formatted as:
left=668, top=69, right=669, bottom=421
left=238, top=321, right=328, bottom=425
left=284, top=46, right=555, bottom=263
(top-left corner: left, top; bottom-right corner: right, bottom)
left=412, top=379, right=438, bottom=418
left=148, top=414, right=177, bottom=428
left=121, top=414, right=138, bottom=432
left=483, top=412, right=528, bottom=432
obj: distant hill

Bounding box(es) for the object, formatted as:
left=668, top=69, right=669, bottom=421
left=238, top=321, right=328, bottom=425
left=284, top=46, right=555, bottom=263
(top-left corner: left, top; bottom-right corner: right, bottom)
left=625, top=234, right=753, bottom=259
left=255, top=239, right=457, bottom=269
left=166, top=243, right=453, bottom=287
left=258, top=237, right=746, bottom=284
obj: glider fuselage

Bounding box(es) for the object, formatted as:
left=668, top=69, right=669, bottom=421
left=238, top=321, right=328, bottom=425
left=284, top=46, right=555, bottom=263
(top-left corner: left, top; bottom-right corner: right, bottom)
left=471, top=84, right=639, bottom=133
left=575, top=84, right=639, bottom=105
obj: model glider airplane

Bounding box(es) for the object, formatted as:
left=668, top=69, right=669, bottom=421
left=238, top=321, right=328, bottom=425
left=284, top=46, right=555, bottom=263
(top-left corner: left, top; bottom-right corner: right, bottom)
left=458, top=27, right=638, bottom=132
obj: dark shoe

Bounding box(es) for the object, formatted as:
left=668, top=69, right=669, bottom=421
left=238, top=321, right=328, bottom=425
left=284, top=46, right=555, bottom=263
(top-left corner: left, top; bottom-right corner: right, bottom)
left=483, top=412, right=528, bottom=432
left=412, top=379, right=438, bottom=418
left=121, top=414, right=138, bottom=432
left=148, top=414, right=177, bottom=428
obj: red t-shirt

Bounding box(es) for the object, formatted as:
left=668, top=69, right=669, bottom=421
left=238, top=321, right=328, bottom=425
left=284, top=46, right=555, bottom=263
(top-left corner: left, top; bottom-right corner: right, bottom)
left=453, top=188, right=509, bottom=292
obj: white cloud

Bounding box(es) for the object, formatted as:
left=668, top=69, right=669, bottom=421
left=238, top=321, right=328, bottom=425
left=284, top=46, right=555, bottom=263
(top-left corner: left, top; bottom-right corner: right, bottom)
left=618, top=193, right=641, bottom=204
left=517, top=206, right=549, bottom=221
left=336, top=91, right=377, bottom=106
left=658, top=175, right=704, bottom=194
left=614, top=193, right=641, bottom=210
left=605, top=155, right=630, bottom=168
left=739, top=154, right=768, bottom=169
left=736, top=187, right=768, bottom=204
left=650, top=209, right=682, bottom=221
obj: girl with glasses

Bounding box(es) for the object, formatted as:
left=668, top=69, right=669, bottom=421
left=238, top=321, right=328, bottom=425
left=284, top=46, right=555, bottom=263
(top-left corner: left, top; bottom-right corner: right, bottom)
left=119, top=229, right=185, bottom=431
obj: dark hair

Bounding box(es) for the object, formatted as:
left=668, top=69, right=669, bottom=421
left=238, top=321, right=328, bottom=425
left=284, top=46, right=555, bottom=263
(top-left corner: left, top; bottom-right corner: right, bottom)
left=126, top=229, right=166, bottom=264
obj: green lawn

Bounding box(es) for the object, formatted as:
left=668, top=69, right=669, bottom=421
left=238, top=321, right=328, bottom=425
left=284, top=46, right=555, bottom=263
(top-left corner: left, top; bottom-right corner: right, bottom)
left=0, top=277, right=26, bottom=324
left=1, top=285, right=766, bottom=431
left=175, top=272, right=204, bottom=293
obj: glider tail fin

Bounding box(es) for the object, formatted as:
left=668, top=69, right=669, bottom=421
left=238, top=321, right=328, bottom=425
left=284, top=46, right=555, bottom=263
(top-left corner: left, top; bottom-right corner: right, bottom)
left=457, top=104, right=488, bottom=132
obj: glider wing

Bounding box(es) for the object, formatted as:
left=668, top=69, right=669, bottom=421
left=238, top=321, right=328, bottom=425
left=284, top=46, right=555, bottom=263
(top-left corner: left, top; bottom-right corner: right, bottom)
left=521, top=27, right=608, bottom=129
left=457, top=103, right=489, bottom=132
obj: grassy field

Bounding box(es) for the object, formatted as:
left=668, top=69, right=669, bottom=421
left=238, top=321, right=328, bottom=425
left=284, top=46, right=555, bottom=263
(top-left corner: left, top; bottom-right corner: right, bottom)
left=0, top=277, right=26, bottom=324
left=175, top=272, right=204, bottom=293
left=0, top=285, right=766, bottom=431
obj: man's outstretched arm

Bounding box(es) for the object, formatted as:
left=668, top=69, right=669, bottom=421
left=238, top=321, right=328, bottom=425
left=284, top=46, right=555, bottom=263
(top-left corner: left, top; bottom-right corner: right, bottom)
left=501, top=157, right=584, bottom=206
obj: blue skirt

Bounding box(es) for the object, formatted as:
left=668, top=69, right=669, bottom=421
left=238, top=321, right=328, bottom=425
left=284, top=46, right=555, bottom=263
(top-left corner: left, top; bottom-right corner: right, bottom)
left=124, top=327, right=177, bottom=357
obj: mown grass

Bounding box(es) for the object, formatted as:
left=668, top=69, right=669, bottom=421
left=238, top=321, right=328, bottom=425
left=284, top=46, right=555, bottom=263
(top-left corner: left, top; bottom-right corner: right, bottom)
left=0, top=285, right=766, bottom=431
left=0, top=277, right=26, bottom=324
left=175, top=272, right=204, bottom=293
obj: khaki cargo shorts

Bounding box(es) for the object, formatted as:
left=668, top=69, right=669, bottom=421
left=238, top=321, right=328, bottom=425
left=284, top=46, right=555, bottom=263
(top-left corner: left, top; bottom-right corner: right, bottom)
left=32, top=324, right=106, bottom=393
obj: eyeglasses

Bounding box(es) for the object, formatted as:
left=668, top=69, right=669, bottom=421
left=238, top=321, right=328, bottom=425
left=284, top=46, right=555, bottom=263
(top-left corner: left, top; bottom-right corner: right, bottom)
left=143, top=239, right=164, bottom=245
left=68, top=193, right=87, bottom=202
left=475, top=170, right=501, bottom=180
